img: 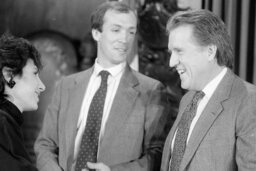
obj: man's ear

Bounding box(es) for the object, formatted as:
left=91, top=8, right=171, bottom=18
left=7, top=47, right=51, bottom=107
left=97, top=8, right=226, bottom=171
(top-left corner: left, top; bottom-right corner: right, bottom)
left=91, top=29, right=101, bottom=42
left=208, top=44, right=217, bottom=61
left=2, top=67, right=13, bottom=82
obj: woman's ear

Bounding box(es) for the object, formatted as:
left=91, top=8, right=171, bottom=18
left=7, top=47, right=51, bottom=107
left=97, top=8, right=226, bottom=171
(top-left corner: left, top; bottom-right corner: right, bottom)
left=2, top=67, right=12, bottom=82
left=91, top=29, right=101, bottom=42
left=2, top=67, right=16, bottom=88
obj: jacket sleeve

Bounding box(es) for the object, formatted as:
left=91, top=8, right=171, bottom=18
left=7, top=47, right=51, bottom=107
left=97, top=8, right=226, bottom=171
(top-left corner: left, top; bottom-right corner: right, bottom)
left=34, top=80, right=63, bottom=171
left=110, top=81, right=171, bottom=171
left=236, top=90, right=256, bottom=171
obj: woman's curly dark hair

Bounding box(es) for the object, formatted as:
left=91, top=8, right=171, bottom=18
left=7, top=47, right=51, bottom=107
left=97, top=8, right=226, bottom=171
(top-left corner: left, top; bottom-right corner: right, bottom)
left=0, top=33, right=42, bottom=97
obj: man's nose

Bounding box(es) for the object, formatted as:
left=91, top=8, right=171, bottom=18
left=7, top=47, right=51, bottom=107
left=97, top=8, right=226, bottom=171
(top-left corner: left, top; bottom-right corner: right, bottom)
left=169, top=53, right=179, bottom=67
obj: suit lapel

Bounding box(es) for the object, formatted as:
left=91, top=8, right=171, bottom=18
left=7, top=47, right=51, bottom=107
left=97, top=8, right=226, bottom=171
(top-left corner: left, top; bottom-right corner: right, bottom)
left=98, top=65, right=139, bottom=159
left=161, top=92, right=194, bottom=171
left=66, top=68, right=93, bottom=161
left=180, top=69, right=235, bottom=171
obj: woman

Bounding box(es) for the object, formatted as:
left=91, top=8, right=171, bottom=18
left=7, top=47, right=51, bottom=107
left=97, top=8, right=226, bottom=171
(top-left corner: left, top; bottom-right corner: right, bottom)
left=0, top=34, right=45, bottom=171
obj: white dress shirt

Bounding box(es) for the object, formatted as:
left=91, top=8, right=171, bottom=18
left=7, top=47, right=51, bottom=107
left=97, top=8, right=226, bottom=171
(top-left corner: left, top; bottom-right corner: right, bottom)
left=73, top=59, right=126, bottom=159
left=171, top=67, right=227, bottom=151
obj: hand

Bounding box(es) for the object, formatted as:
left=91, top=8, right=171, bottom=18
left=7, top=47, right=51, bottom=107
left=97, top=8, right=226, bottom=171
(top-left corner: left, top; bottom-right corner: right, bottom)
left=86, top=162, right=111, bottom=171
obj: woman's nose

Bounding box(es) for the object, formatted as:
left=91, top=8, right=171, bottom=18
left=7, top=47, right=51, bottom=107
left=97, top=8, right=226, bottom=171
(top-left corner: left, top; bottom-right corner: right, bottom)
left=38, top=78, right=46, bottom=92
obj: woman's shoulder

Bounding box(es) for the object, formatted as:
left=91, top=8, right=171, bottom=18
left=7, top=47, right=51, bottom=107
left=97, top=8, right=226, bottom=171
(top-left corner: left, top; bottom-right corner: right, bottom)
left=0, top=110, right=13, bottom=151
left=0, top=110, right=37, bottom=171
left=0, top=109, right=17, bottom=128
left=0, top=108, right=22, bottom=147
left=0, top=109, right=9, bottom=127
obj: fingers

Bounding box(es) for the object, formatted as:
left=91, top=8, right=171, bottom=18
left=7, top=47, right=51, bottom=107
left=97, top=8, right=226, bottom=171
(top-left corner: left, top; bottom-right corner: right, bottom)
left=87, top=162, right=110, bottom=171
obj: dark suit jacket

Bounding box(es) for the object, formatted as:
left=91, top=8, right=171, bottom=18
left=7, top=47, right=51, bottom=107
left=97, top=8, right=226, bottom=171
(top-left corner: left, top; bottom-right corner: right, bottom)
left=161, top=69, right=256, bottom=171
left=35, top=65, right=169, bottom=171
left=0, top=98, right=37, bottom=171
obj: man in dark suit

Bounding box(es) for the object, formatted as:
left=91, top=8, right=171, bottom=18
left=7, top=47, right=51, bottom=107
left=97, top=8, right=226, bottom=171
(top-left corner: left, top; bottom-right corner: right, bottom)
left=35, top=1, right=169, bottom=171
left=161, top=10, right=256, bottom=171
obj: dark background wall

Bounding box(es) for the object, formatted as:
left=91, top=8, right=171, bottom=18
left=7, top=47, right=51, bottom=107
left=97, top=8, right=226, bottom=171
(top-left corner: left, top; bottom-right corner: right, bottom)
left=0, top=0, right=105, bottom=39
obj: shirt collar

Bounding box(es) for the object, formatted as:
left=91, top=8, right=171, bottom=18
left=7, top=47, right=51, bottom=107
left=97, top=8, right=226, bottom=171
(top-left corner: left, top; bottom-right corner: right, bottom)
left=202, top=67, right=227, bottom=98
left=93, top=58, right=126, bottom=78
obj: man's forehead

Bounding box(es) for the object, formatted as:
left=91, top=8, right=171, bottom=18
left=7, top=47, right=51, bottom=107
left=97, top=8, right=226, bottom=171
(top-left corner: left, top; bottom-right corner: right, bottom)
left=104, top=9, right=136, bottom=20
left=103, top=10, right=137, bottom=28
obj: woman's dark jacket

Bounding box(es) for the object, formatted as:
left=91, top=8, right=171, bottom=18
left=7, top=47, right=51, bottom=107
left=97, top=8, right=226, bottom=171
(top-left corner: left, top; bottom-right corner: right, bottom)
left=0, top=98, right=37, bottom=171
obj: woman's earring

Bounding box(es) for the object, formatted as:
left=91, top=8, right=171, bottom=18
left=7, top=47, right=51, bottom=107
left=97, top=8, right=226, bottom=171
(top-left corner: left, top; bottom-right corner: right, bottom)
left=7, top=78, right=16, bottom=88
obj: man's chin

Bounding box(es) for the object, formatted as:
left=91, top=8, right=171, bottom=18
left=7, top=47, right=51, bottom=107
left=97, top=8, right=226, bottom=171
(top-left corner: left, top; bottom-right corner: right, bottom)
left=180, top=81, right=189, bottom=90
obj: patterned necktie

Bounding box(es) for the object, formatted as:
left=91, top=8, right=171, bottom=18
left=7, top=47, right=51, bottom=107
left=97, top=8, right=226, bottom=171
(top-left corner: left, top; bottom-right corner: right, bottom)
left=169, top=91, right=205, bottom=171
left=75, top=70, right=110, bottom=171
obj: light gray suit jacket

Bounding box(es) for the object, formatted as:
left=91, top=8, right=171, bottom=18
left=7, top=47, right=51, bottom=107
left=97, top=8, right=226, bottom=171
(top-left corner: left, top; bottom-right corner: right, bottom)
left=35, top=65, right=169, bottom=171
left=161, top=69, right=256, bottom=171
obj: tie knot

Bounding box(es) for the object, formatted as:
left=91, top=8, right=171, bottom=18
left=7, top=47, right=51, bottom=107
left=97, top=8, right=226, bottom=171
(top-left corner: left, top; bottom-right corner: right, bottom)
left=99, top=70, right=110, bottom=83
left=192, top=91, right=205, bottom=104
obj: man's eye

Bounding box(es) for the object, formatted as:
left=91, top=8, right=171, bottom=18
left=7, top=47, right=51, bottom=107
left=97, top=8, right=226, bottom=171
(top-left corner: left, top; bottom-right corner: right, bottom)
left=112, top=29, right=119, bottom=32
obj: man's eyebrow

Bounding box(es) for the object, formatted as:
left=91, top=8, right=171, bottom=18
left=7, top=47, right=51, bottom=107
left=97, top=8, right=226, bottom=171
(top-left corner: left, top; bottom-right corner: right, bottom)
left=172, top=47, right=182, bottom=51
left=111, top=24, right=121, bottom=27
left=110, top=23, right=136, bottom=29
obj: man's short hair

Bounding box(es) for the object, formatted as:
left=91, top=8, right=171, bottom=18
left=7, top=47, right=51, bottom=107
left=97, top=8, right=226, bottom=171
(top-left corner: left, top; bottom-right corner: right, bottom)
left=166, top=9, right=234, bottom=69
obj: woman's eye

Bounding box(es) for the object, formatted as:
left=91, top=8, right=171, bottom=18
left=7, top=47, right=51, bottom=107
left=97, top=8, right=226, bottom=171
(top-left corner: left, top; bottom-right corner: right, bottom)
left=34, top=71, right=39, bottom=75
